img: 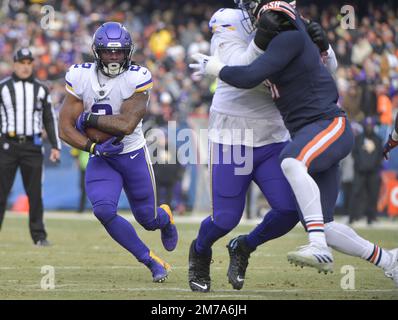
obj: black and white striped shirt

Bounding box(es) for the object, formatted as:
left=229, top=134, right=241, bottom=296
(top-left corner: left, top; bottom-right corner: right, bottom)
left=0, top=74, right=61, bottom=149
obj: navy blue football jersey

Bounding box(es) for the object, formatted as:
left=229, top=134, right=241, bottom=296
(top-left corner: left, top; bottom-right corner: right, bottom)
left=219, top=14, right=344, bottom=135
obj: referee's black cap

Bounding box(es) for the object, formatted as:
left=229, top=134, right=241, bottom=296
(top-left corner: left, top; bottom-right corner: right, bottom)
left=13, top=48, right=34, bottom=62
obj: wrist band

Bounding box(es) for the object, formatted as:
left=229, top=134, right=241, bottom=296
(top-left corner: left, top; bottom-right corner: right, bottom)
left=84, top=140, right=96, bottom=154
left=87, top=113, right=99, bottom=128
left=90, top=142, right=96, bottom=154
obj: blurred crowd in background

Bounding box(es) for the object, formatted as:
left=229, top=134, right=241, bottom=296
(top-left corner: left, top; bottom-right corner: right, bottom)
left=1, top=0, right=398, bottom=223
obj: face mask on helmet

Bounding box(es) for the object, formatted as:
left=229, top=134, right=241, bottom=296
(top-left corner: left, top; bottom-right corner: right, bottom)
left=92, top=22, right=135, bottom=77
left=94, top=47, right=132, bottom=77
left=234, top=0, right=262, bottom=33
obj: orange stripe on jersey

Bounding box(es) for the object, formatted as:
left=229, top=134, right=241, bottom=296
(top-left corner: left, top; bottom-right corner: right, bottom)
left=297, top=117, right=345, bottom=167
left=296, top=118, right=338, bottom=162
left=305, top=118, right=345, bottom=167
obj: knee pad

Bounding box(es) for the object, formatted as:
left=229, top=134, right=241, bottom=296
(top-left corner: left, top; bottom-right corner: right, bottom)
left=280, top=157, right=306, bottom=177
left=93, top=202, right=117, bottom=225
left=280, top=157, right=320, bottom=202
left=212, top=210, right=241, bottom=231
left=273, top=208, right=300, bottom=223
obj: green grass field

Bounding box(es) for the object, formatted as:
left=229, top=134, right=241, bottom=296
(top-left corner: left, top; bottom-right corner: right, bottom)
left=0, top=213, right=397, bottom=300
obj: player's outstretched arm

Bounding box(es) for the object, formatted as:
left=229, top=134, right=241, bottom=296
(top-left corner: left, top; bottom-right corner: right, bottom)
left=58, top=92, right=91, bottom=150
left=87, top=91, right=149, bottom=136
left=218, top=31, right=304, bottom=89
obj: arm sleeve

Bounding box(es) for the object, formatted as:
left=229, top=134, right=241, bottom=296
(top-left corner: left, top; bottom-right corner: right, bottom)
left=42, top=89, right=62, bottom=150
left=219, top=31, right=304, bottom=89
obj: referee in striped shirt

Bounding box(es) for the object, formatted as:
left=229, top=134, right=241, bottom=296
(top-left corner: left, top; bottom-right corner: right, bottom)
left=0, top=48, right=61, bottom=246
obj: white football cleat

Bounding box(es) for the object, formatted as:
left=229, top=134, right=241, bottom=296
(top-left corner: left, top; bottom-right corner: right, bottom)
left=287, top=243, right=334, bottom=274
left=384, top=248, right=398, bottom=287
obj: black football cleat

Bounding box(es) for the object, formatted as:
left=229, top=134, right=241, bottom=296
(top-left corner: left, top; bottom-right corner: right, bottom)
left=34, top=239, right=51, bottom=247
left=188, top=239, right=212, bottom=292
left=226, top=235, right=253, bottom=290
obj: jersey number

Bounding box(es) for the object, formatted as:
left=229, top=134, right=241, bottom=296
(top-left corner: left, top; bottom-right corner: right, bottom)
left=129, top=65, right=141, bottom=72
left=74, top=63, right=92, bottom=69
left=91, top=104, right=113, bottom=115
left=264, top=80, right=280, bottom=100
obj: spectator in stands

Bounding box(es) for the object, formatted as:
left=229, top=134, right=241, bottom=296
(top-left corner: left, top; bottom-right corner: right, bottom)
left=149, top=22, right=173, bottom=59
left=340, top=153, right=355, bottom=217
left=349, top=117, right=384, bottom=225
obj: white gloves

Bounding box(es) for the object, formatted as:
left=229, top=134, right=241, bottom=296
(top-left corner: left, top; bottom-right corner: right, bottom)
left=189, top=53, right=225, bottom=80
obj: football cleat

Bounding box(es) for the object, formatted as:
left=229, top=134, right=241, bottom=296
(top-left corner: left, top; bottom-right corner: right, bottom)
left=160, top=204, right=178, bottom=251
left=226, top=235, right=253, bottom=290
left=34, top=239, right=51, bottom=247
left=188, top=240, right=212, bottom=292
left=147, top=251, right=171, bottom=283
left=287, top=243, right=334, bottom=274
left=384, top=248, right=398, bottom=287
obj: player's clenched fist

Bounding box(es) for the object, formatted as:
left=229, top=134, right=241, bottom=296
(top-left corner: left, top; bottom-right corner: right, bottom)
left=90, top=137, right=124, bottom=157
left=75, top=112, right=90, bottom=134
left=306, top=21, right=329, bottom=53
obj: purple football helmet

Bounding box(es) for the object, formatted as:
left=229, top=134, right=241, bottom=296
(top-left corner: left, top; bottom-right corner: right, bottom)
left=92, top=22, right=135, bottom=77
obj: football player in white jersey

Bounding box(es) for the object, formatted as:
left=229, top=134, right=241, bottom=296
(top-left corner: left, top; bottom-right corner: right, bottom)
left=58, top=22, right=178, bottom=283
left=188, top=0, right=339, bottom=292
left=190, top=1, right=398, bottom=290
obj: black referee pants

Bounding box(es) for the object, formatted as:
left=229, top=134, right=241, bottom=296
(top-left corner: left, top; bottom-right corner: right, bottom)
left=0, top=137, right=47, bottom=243
left=349, top=170, right=381, bottom=224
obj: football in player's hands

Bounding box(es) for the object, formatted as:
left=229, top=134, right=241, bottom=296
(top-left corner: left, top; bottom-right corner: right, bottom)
left=85, top=127, right=123, bottom=144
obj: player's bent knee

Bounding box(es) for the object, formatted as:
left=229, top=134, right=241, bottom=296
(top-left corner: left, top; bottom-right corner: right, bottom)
left=280, top=157, right=306, bottom=177
left=213, top=212, right=240, bottom=231
left=93, top=202, right=118, bottom=225
left=277, top=209, right=300, bottom=222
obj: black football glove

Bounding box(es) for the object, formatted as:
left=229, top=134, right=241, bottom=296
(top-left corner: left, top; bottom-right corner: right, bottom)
left=383, top=134, right=398, bottom=160
left=306, top=21, right=329, bottom=52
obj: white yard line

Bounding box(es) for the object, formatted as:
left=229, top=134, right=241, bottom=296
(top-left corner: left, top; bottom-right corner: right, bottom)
left=0, top=265, right=385, bottom=271
left=2, top=286, right=397, bottom=294
left=5, top=211, right=398, bottom=230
